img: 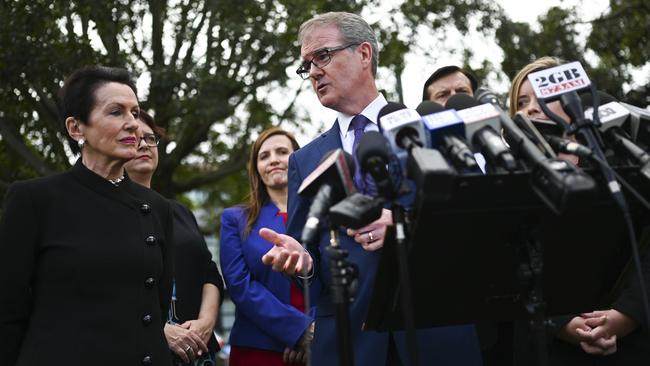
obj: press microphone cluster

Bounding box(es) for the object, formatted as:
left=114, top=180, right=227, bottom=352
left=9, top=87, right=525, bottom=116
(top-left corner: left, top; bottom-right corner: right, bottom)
left=445, top=93, right=518, bottom=172
left=374, top=102, right=457, bottom=202
left=347, top=62, right=647, bottom=212
left=354, top=91, right=598, bottom=212
left=474, top=86, right=597, bottom=212
left=416, top=101, right=479, bottom=170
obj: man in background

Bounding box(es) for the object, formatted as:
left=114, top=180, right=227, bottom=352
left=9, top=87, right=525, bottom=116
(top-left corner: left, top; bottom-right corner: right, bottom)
left=422, top=65, right=478, bottom=106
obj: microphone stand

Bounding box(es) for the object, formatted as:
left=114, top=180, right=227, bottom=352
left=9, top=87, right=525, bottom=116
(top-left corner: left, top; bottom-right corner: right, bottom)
left=325, top=228, right=357, bottom=366
left=390, top=201, right=419, bottom=366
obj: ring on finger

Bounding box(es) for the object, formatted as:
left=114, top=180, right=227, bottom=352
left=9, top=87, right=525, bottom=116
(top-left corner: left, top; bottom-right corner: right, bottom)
left=368, top=231, right=375, bottom=242
left=185, top=346, right=192, bottom=353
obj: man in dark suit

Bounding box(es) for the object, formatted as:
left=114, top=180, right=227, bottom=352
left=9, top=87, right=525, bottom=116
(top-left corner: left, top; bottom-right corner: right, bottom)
left=261, top=11, right=482, bottom=366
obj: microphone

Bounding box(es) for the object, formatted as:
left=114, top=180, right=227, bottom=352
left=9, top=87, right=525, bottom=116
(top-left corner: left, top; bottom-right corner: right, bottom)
left=585, top=90, right=650, bottom=147
left=298, top=149, right=356, bottom=245
left=548, top=134, right=650, bottom=183
left=377, top=102, right=428, bottom=167
left=446, top=93, right=518, bottom=172
left=582, top=92, right=650, bottom=167
left=619, top=103, right=650, bottom=147
left=355, top=130, right=455, bottom=201
left=544, top=135, right=594, bottom=158
left=512, top=113, right=558, bottom=159
left=356, top=131, right=398, bottom=200
left=474, top=87, right=557, bottom=159
left=416, top=100, right=479, bottom=170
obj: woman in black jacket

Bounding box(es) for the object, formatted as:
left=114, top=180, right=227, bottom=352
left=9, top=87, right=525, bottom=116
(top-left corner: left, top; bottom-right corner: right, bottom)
left=0, top=66, right=174, bottom=366
left=125, top=111, right=224, bottom=365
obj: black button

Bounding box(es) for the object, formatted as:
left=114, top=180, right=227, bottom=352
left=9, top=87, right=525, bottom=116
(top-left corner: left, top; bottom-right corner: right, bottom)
left=140, top=204, right=151, bottom=214
left=145, top=236, right=157, bottom=246
left=142, top=355, right=152, bottom=365
left=144, top=277, right=155, bottom=288
left=142, top=314, right=152, bottom=325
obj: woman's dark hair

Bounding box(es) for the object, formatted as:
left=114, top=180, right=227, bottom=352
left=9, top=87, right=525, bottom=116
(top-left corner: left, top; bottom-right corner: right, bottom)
left=138, top=110, right=166, bottom=139
left=58, top=65, right=138, bottom=154
left=242, top=127, right=300, bottom=237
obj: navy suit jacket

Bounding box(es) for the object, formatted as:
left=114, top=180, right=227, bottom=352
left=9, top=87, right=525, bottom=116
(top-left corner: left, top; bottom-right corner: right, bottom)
left=287, top=122, right=483, bottom=366
left=220, top=203, right=314, bottom=352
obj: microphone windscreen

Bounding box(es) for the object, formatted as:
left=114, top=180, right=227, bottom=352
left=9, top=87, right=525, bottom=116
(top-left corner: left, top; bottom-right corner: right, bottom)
left=445, top=93, right=479, bottom=111
left=377, top=101, right=407, bottom=121
left=356, top=131, right=391, bottom=169
left=474, top=87, right=501, bottom=107
left=580, top=90, right=618, bottom=109
left=416, top=100, right=445, bottom=116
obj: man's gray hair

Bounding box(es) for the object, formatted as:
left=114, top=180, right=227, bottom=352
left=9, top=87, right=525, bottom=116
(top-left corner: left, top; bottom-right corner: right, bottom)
left=298, top=12, right=379, bottom=76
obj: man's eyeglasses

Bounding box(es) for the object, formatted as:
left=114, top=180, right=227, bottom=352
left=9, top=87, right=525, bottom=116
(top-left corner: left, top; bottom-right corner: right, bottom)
left=140, top=133, right=160, bottom=147
left=296, top=43, right=360, bottom=80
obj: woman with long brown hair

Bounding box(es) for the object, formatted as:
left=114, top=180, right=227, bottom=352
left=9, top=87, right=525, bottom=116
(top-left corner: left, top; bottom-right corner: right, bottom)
left=220, top=127, right=314, bottom=366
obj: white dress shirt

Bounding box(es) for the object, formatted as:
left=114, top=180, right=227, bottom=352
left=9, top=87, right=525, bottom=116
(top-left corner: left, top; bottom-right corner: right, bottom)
left=336, top=94, right=387, bottom=155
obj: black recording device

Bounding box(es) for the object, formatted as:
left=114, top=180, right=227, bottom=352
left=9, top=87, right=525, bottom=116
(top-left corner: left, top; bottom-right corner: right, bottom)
left=329, top=193, right=383, bottom=230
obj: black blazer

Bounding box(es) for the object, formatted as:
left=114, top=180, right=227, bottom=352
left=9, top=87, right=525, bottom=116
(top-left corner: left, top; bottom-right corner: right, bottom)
left=169, top=201, right=224, bottom=353
left=0, top=160, right=174, bottom=366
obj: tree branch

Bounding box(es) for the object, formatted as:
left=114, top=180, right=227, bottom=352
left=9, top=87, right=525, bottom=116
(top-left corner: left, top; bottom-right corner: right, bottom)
left=275, top=82, right=304, bottom=123
left=0, top=119, right=55, bottom=176
left=180, top=3, right=209, bottom=72
left=566, top=3, right=635, bottom=26
left=87, top=3, right=121, bottom=62
left=170, top=0, right=193, bottom=67
left=204, top=2, right=219, bottom=66
left=173, top=145, right=249, bottom=192
left=148, top=0, right=166, bottom=66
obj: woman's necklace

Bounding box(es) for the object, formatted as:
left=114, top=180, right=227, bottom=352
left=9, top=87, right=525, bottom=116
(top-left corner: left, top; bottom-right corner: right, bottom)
left=108, top=175, right=125, bottom=186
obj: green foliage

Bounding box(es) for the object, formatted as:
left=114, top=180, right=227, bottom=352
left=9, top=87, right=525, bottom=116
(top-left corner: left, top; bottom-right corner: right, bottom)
left=400, top=0, right=501, bottom=33
left=496, top=6, right=585, bottom=80
left=496, top=1, right=650, bottom=106
left=586, top=0, right=650, bottom=105
left=0, top=0, right=373, bottom=230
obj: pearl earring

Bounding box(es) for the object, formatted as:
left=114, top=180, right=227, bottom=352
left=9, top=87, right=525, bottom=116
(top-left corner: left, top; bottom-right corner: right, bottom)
left=78, top=138, right=85, bottom=149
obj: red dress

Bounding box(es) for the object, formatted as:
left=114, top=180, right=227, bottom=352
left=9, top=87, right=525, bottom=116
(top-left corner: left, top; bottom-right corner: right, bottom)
left=228, top=211, right=306, bottom=366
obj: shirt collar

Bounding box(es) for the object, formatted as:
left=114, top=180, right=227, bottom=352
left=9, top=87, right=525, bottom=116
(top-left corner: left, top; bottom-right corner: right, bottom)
left=337, top=94, right=387, bottom=134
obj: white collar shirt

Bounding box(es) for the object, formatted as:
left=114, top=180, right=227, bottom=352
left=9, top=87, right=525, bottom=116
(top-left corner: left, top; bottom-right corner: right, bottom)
left=336, top=94, right=387, bottom=155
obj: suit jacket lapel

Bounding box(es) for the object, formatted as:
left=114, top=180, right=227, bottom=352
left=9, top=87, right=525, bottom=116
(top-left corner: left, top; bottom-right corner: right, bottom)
left=314, top=120, right=343, bottom=158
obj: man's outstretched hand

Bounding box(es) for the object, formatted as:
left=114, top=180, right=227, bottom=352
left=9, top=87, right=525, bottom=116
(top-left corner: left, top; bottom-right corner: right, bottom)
left=260, top=227, right=313, bottom=275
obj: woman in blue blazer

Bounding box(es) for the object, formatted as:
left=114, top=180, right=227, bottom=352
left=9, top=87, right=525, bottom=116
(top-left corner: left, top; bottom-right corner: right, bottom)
left=220, top=127, right=314, bottom=366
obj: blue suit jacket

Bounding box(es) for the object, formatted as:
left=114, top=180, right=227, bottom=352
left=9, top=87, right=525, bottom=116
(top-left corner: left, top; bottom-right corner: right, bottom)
left=287, top=122, right=483, bottom=366
left=220, top=203, right=314, bottom=352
